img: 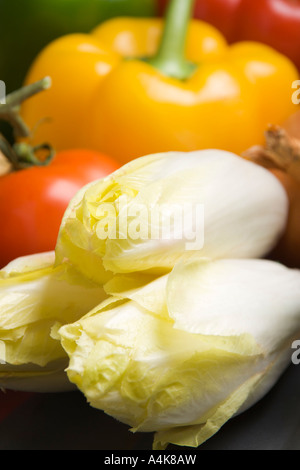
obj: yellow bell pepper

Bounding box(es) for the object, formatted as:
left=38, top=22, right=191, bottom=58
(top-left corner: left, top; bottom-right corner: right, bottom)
left=20, top=0, right=299, bottom=164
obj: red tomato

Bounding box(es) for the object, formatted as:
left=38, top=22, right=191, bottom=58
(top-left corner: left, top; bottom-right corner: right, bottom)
left=0, top=149, right=120, bottom=268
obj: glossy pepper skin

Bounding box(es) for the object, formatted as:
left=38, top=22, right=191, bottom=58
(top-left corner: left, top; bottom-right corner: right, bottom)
left=159, top=0, right=300, bottom=72
left=20, top=0, right=299, bottom=164
left=0, top=0, right=156, bottom=93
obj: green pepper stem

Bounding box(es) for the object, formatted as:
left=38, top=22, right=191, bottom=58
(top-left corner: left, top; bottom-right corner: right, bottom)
left=148, top=0, right=196, bottom=80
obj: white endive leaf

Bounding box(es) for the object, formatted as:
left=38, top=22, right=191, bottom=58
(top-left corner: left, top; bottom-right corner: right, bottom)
left=55, top=150, right=288, bottom=277
left=104, top=272, right=169, bottom=319
left=58, top=258, right=300, bottom=449
left=0, top=252, right=108, bottom=392
left=59, top=298, right=261, bottom=435
left=167, top=259, right=300, bottom=352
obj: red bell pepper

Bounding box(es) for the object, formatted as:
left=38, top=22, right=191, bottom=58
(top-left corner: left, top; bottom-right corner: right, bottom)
left=158, top=0, right=300, bottom=71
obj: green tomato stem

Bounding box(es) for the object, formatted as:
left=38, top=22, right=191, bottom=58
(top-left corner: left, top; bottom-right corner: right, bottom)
left=0, top=77, right=54, bottom=171
left=147, top=0, right=196, bottom=80
left=0, top=77, right=51, bottom=138
left=0, top=139, right=55, bottom=171
left=13, top=143, right=56, bottom=169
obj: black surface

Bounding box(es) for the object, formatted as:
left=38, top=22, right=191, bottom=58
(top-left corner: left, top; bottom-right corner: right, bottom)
left=0, top=364, right=299, bottom=450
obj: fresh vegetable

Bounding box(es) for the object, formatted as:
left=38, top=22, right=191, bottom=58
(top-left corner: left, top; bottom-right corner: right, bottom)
left=158, top=0, right=300, bottom=71
left=58, top=257, right=300, bottom=449
left=243, top=125, right=300, bottom=269
left=0, top=148, right=297, bottom=449
left=0, top=80, right=120, bottom=268
left=55, top=149, right=288, bottom=280
left=0, top=252, right=107, bottom=392
left=0, top=148, right=119, bottom=268
left=0, top=0, right=156, bottom=93
left=20, top=0, right=298, bottom=164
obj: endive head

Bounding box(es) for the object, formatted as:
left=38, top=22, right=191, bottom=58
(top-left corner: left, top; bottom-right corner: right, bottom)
left=55, top=149, right=288, bottom=279
left=58, top=258, right=300, bottom=449
left=0, top=252, right=107, bottom=392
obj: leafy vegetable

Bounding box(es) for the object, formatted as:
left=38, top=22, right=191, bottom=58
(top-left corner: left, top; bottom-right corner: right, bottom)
left=0, top=252, right=107, bottom=392
left=58, top=257, right=300, bottom=449
left=56, top=149, right=288, bottom=278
